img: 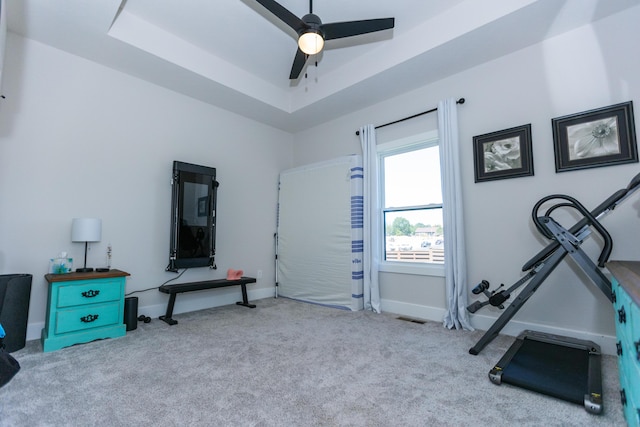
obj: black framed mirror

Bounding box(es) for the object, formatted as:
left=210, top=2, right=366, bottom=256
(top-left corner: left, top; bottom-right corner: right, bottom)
left=166, top=161, right=218, bottom=272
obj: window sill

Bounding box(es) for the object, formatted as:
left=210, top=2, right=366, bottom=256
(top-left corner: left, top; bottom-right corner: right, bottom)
left=379, top=261, right=445, bottom=277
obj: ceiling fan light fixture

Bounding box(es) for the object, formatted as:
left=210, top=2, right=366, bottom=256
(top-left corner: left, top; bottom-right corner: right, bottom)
left=298, top=30, right=324, bottom=55
left=255, top=0, right=395, bottom=79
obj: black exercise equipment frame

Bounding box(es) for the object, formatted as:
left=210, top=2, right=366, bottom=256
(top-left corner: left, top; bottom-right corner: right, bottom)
left=468, top=172, right=640, bottom=355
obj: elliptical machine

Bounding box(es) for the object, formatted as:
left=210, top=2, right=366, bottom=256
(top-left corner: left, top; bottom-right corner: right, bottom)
left=468, top=172, right=640, bottom=354
left=465, top=172, right=640, bottom=414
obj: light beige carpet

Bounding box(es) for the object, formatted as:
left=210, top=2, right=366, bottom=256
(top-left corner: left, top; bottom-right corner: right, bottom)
left=0, top=297, right=626, bottom=426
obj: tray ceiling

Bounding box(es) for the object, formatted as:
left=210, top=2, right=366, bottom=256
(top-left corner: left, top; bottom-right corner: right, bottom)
left=6, top=0, right=640, bottom=132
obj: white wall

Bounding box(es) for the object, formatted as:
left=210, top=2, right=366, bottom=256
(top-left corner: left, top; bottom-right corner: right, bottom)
left=4, top=6, right=640, bottom=354
left=292, top=6, right=640, bottom=352
left=0, top=34, right=293, bottom=340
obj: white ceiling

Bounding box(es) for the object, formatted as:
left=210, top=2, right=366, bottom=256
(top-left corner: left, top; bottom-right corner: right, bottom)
left=6, top=0, right=640, bottom=132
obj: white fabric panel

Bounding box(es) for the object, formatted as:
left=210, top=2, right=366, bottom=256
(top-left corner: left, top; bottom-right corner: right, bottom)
left=277, top=155, right=363, bottom=310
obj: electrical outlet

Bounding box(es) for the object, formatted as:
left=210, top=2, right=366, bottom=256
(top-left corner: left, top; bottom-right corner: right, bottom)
left=257, top=270, right=263, bottom=279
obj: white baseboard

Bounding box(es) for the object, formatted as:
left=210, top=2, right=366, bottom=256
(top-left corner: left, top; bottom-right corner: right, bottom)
left=26, top=286, right=277, bottom=343
left=27, top=289, right=616, bottom=356
left=380, top=298, right=617, bottom=356
left=26, top=321, right=45, bottom=343
left=381, top=298, right=447, bottom=323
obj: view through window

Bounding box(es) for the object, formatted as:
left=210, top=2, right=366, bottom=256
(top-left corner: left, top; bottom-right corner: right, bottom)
left=381, top=141, right=444, bottom=264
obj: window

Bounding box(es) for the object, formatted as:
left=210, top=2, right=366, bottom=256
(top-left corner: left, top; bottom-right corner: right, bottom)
left=378, top=132, right=444, bottom=275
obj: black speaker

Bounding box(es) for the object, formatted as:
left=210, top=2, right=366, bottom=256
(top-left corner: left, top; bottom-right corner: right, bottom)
left=124, top=296, right=138, bottom=331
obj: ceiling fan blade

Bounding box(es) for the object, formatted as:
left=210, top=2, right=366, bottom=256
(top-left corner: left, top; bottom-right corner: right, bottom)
left=321, top=18, right=395, bottom=40
left=255, top=0, right=307, bottom=32
left=289, top=48, right=309, bottom=80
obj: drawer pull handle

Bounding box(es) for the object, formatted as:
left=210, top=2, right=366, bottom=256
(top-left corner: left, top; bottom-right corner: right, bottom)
left=635, top=340, right=640, bottom=361
left=80, top=314, right=99, bottom=323
left=611, top=290, right=616, bottom=303
left=620, top=389, right=627, bottom=406
left=616, top=342, right=623, bottom=356
left=618, top=306, right=626, bottom=324
left=81, top=290, right=100, bottom=298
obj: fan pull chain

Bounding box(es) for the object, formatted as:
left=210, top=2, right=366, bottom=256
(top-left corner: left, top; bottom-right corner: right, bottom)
left=305, top=56, right=319, bottom=90
left=305, top=58, right=318, bottom=80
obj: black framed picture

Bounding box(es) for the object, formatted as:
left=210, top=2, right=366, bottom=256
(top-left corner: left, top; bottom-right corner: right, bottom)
left=473, top=124, right=534, bottom=183
left=552, top=101, right=638, bottom=172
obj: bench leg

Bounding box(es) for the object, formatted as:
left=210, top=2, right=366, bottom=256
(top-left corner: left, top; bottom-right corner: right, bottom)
left=236, top=284, right=256, bottom=309
left=159, top=294, right=179, bottom=325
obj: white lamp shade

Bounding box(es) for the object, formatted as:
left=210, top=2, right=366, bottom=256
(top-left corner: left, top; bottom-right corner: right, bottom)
left=71, top=218, right=102, bottom=242
left=298, top=31, right=324, bottom=55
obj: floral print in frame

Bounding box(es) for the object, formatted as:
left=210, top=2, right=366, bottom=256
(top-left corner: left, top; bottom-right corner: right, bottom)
left=552, top=101, right=638, bottom=172
left=473, top=124, right=534, bottom=183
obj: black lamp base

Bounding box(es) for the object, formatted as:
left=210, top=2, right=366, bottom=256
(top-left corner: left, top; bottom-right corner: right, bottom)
left=76, top=242, right=95, bottom=273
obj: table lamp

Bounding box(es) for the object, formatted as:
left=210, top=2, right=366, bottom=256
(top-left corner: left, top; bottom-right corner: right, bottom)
left=71, top=218, right=102, bottom=272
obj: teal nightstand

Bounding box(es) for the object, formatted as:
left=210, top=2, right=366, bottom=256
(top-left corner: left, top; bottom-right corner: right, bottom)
left=41, top=269, right=129, bottom=352
left=608, top=261, right=640, bottom=426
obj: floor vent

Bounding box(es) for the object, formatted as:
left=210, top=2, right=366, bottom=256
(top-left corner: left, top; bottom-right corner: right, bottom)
left=396, top=316, right=426, bottom=324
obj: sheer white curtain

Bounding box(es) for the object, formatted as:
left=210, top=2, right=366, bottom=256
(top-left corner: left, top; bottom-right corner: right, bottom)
left=359, top=125, right=381, bottom=313
left=438, top=98, right=473, bottom=330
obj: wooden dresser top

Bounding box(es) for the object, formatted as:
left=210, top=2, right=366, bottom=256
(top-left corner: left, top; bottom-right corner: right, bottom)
left=607, top=260, right=640, bottom=306
left=45, top=269, right=130, bottom=283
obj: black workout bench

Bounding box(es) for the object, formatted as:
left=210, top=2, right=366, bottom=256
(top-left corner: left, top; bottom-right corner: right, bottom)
left=158, top=277, right=256, bottom=325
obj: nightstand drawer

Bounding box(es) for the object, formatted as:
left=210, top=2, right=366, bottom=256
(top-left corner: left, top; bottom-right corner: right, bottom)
left=614, top=281, right=640, bottom=365
left=55, top=302, right=120, bottom=334
left=57, top=279, right=122, bottom=308
left=620, top=377, right=640, bottom=427
left=609, top=261, right=640, bottom=427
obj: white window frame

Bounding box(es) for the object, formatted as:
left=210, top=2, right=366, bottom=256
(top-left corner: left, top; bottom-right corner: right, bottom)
left=377, top=131, right=445, bottom=277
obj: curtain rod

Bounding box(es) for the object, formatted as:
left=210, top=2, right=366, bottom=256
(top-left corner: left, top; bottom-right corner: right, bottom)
left=355, top=98, right=465, bottom=136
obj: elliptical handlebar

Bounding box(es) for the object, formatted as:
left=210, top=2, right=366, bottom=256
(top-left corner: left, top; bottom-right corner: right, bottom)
left=532, top=194, right=613, bottom=267
left=522, top=172, right=639, bottom=272
left=531, top=194, right=567, bottom=239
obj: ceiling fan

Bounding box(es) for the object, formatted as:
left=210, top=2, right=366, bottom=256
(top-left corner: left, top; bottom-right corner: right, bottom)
left=255, top=0, right=395, bottom=79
